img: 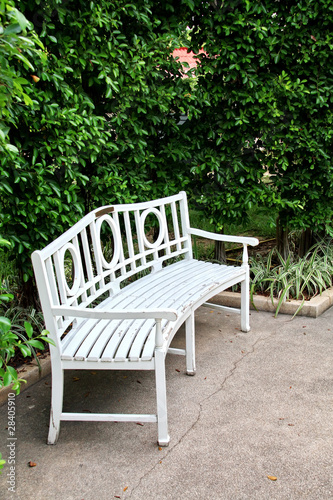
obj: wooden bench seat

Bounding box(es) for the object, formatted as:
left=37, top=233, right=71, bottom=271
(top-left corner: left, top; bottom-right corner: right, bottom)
left=32, top=191, right=258, bottom=446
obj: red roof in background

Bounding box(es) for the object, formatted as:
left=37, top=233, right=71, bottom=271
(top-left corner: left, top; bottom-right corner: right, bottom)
left=172, top=47, right=205, bottom=71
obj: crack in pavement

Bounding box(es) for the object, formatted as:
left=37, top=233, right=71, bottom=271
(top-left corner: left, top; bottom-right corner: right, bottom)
left=127, top=330, right=275, bottom=499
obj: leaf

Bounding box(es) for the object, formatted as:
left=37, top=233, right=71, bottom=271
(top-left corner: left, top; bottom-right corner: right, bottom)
left=11, top=380, right=22, bottom=394
left=7, top=366, right=18, bottom=379
left=23, top=93, right=34, bottom=106
left=0, top=238, right=11, bottom=248
left=3, top=371, right=13, bottom=386
left=19, top=344, right=32, bottom=357
left=26, top=339, right=44, bottom=350
left=24, top=321, right=34, bottom=338
left=0, top=316, right=11, bottom=333
left=267, top=475, right=277, bottom=481
left=15, top=52, right=34, bottom=70
left=1, top=181, right=14, bottom=194
left=13, top=8, right=29, bottom=30
left=0, top=293, right=14, bottom=303
left=4, top=23, right=22, bottom=35
left=40, top=336, right=55, bottom=346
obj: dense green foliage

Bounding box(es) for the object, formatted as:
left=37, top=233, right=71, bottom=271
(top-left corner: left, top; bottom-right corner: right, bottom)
left=186, top=0, right=333, bottom=246
left=0, top=314, right=53, bottom=394
left=0, top=0, right=332, bottom=305
left=0, top=0, right=194, bottom=284
left=0, top=238, right=53, bottom=394
left=0, top=0, right=45, bottom=148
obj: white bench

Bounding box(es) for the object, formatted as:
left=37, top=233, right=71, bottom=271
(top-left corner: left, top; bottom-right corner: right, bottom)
left=32, top=191, right=258, bottom=446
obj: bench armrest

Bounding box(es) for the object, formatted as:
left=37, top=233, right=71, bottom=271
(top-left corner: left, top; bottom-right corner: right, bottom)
left=189, top=228, right=259, bottom=247
left=51, top=306, right=178, bottom=322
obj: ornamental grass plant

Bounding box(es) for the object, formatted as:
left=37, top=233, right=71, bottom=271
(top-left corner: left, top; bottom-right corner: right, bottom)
left=250, top=239, right=333, bottom=316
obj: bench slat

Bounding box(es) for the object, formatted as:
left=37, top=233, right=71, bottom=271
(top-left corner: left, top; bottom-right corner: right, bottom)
left=140, top=261, right=243, bottom=360
left=61, top=260, right=244, bottom=363
left=84, top=261, right=214, bottom=361
left=61, top=293, right=149, bottom=360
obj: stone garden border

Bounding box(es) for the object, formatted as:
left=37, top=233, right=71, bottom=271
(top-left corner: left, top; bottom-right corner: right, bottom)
left=211, top=286, right=333, bottom=318
left=0, top=355, right=51, bottom=406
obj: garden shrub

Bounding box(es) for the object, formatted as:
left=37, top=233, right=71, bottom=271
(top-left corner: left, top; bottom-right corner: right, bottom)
left=0, top=0, right=196, bottom=301
left=185, top=0, right=333, bottom=255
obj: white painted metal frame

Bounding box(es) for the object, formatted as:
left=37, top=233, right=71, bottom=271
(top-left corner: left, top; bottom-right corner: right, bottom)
left=32, top=191, right=258, bottom=447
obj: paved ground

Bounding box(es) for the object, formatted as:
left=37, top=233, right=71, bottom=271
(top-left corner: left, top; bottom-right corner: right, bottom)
left=0, top=306, right=332, bottom=500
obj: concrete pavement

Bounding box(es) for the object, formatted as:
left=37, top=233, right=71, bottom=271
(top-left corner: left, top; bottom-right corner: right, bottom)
left=0, top=306, right=332, bottom=500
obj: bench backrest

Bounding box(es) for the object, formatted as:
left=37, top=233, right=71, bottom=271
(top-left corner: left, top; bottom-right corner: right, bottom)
left=32, top=191, right=192, bottom=338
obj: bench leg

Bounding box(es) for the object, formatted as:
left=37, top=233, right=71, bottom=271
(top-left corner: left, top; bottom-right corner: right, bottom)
left=241, top=268, right=250, bottom=332
left=155, top=349, right=170, bottom=446
left=185, top=313, right=196, bottom=375
left=47, top=366, right=64, bottom=445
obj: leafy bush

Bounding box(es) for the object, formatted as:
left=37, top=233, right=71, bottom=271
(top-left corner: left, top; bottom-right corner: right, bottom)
left=0, top=0, right=45, bottom=152
left=185, top=0, right=333, bottom=251
left=2, top=0, right=332, bottom=308
left=0, top=316, right=53, bottom=394
left=0, top=0, right=195, bottom=298
left=0, top=239, right=54, bottom=394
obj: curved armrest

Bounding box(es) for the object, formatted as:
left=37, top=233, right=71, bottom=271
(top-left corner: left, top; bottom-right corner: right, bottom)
left=51, top=305, right=178, bottom=322
left=189, top=228, right=259, bottom=247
